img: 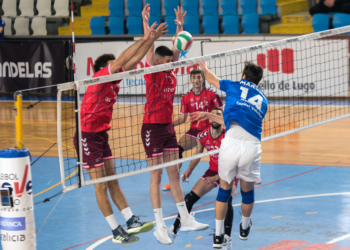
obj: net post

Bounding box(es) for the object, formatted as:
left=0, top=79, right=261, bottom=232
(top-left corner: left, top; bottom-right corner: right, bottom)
left=14, top=91, right=24, bottom=150
left=74, top=81, right=84, bottom=188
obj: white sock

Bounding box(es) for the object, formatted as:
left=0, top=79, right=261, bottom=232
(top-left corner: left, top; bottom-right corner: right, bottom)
left=241, top=215, right=250, bottom=230
left=215, top=219, right=224, bottom=236
left=121, top=207, right=133, bottom=222
left=105, top=214, right=119, bottom=230
left=154, top=208, right=165, bottom=227
left=176, top=201, right=189, bottom=222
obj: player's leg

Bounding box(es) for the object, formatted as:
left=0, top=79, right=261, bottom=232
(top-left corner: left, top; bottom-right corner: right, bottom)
left=163, top=133, right=198, bottom=191
left=172, top=172, right=217, bottom=234
left=239, top=180, right=255, bottom=240
left=104, top=158, right=154, bottom=235
left=223, top=177, right=239, bottom=245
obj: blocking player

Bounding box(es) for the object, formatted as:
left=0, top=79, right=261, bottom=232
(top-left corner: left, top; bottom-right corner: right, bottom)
left=170, top=108, right=239, bottom=245
left=74, top=22, right=168, bottom=245
left=192, top=61, right=268, bottom=248
left=142, top=5, right=208, bottom=245
left=162, top=68, right=223, bottom=191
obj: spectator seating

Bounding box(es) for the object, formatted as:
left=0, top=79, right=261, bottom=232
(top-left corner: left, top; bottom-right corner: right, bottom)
left=240, top=0, right=256, bottom=14
left=312, top=14, right=329, bottom=32
left=54, top=0, right=69, bottom=17
left=202, top=0, right=217, bottom=15
left=221, top=0, right=237, bottom=15
left=164, top=15, right=176, bottom=34
left=184, top=15, right=199, bottom=34
left=127, top=0, right=143, bottom=16
left=202, top=15, right=219, bottom=34
left=108, top=16, right=124, bottom=35
left=242, top=14, right=259, bottom=34
left=109, top=0, right=124, bottom=16
left=182, top=0, right=199, bottom=15
left=2, top=0, right=17, bottom=17
left=90, top=17, right=106, bottom=35
left=32, top=17, right=47, bottom=35
left=37, top=0, right=52, bottom=16
left=149, top=15, right=161, bottom=28
left=20, top=0, right=34, bottom=17
left=222, top=15, right=239, bottom=34
left=14, top=17, right=30, bottom=35
left=2, top=17, right=12, bottom=36
left=163, top=0, right=178, bottom=16
left=260, top=0, right=277, bottom=15
left=127, top=16, right=142, bottom=34
left=145, top=0, right=161, bottom=16
left=332, top=13, right=350, bottom=28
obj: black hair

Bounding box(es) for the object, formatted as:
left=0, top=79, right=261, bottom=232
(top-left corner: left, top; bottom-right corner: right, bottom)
left=190, top=68, right=206, bottom=86
left=212, top=107, right=223, bottom=113
left=94, top=54, right=115, bottom=73
left=242, top=61, right=263, bottom=85
left=155, top=46, right=173, bottom=57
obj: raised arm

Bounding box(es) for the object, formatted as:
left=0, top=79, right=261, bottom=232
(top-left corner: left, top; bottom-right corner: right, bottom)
left=198, top=61, right=221, bottom=89
left=123, top=23, right=168, bottom=71
left=181, top=141, right=204, bottom=182
left=142, top=4, right=156, bottom=65
left=173, top=113, right=188, bottom=126
left=172, top=6, right=187, bottom=62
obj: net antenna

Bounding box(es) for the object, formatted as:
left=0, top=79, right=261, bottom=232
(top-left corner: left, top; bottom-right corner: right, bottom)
left=57, top=25, right=350, bottom=192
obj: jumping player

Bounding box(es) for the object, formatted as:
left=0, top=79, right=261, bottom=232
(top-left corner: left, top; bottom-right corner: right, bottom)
left=192, top=61, right=268, bottom=248
left=170, top=108, right=239, bottom=245
left=141, top=5, right=208, bottom=244
left=162, top=68, right=223, bottom=191
left=74, top=22, right=168, bottom=245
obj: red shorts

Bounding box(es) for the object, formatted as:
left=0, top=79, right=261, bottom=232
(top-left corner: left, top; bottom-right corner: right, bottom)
left=200, top=169, right=240, bottom=188
left=74, top=131, right=113, bottom=169
left=184, top=128, right=202, bottom=140
left=141, top=123, right=178, bottom=158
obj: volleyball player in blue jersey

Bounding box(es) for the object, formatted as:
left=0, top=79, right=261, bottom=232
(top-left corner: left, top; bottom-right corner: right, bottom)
left=192, top=61, right=268, bottom=248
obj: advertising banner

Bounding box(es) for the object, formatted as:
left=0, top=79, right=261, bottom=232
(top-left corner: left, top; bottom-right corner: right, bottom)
left=75, top=40, right=202, bottom=95
left=0, top=42, right=65, bottom=93
left=0, top=149, right=36, bottom=250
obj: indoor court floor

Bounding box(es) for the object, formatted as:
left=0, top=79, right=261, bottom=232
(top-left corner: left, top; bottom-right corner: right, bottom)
left=1, top=99, right=350, bottom=250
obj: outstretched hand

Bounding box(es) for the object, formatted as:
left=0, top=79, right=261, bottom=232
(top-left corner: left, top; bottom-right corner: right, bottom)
left=153, top=23, right=169, bottom=40
left=190, top=112, right=208, bottom=128
left=174, top=6, right=186, bottom=27
left=143, top=22, right=157, bottom=40
left=142, top=4, right=150, bottom=24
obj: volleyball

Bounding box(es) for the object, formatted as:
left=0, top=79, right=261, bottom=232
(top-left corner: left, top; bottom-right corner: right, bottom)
left=173, top=31, right=193, bottom=52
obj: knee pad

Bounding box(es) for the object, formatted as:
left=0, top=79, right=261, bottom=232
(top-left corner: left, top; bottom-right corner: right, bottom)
left=185, top=191, right=200, bottom=211
left=241, top=188, right=255, bottom=204
left=178, top=145, right=184, bottom=159
left=216, top=187, right=232, bottom=203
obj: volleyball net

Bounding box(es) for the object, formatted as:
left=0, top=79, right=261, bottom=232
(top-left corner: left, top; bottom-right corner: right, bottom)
left=57, top=26, right=350, bottom=192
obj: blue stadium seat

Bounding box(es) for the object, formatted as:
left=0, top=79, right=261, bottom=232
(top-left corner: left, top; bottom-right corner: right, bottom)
left=242, top=14, right=259, bottom=34
left=221, top=0, right=237, bottom=15
left=240, top=0, right=256, bottom=14
left=108, top=16, right=124, bottom=35
left=312, top=14, right=329, bottom=32
left=127, top=0, right=142, bottom=16
left=164, top=15, right=177, bottom=34
left=126, top=16, right=143, bottom=34
left=202, top=15, right=219, bottom=34
left=149, top=15, right=160, bottom=28
left=202, top=0, right=217, bottom=15
left=332, top=13, right=350, bottom=28
left=145, top=0, right=161, bottom=16
left=182, top=0, right=199, bottom=15
left=184, top=15, right=199, bottom=34
left=260, top=0, right=276, bottom=15
left=164, top=0, right=178, bottom=16
left=222, top=15, right=239, bottom=34
left=90, top=17, right=106, bottom=35
left=109, top=0, right=124, bottom=16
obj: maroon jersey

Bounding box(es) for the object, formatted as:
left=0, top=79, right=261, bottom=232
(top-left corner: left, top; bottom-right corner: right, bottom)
left=80, top=65, right=123, bottom=132
left=197, top=129, right=225, bottom=172
left=143, top=61, right=177, bottom=124
left=181, top=87, right=223, bottom=130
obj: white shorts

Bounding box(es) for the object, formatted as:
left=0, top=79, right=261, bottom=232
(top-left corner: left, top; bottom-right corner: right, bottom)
left=218, top=137, right=261, bottom=184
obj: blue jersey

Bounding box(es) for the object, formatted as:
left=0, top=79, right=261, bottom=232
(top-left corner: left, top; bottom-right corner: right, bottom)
left=220, top=79, right=268, bottom=140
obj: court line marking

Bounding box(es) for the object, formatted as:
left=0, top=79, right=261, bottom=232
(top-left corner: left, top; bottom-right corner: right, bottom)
left=196, top=236, right=203, bottom=240
left=84, top=192, right=350, bottom=250
left=327, top=234, right=350, bottom=244
left=306, top=212, right=318, bottom=214
left=271, top=216, right=283, bottom=219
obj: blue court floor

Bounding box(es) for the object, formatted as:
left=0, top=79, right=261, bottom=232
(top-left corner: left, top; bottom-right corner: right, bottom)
left=10, top=158, right=350, bottom=250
